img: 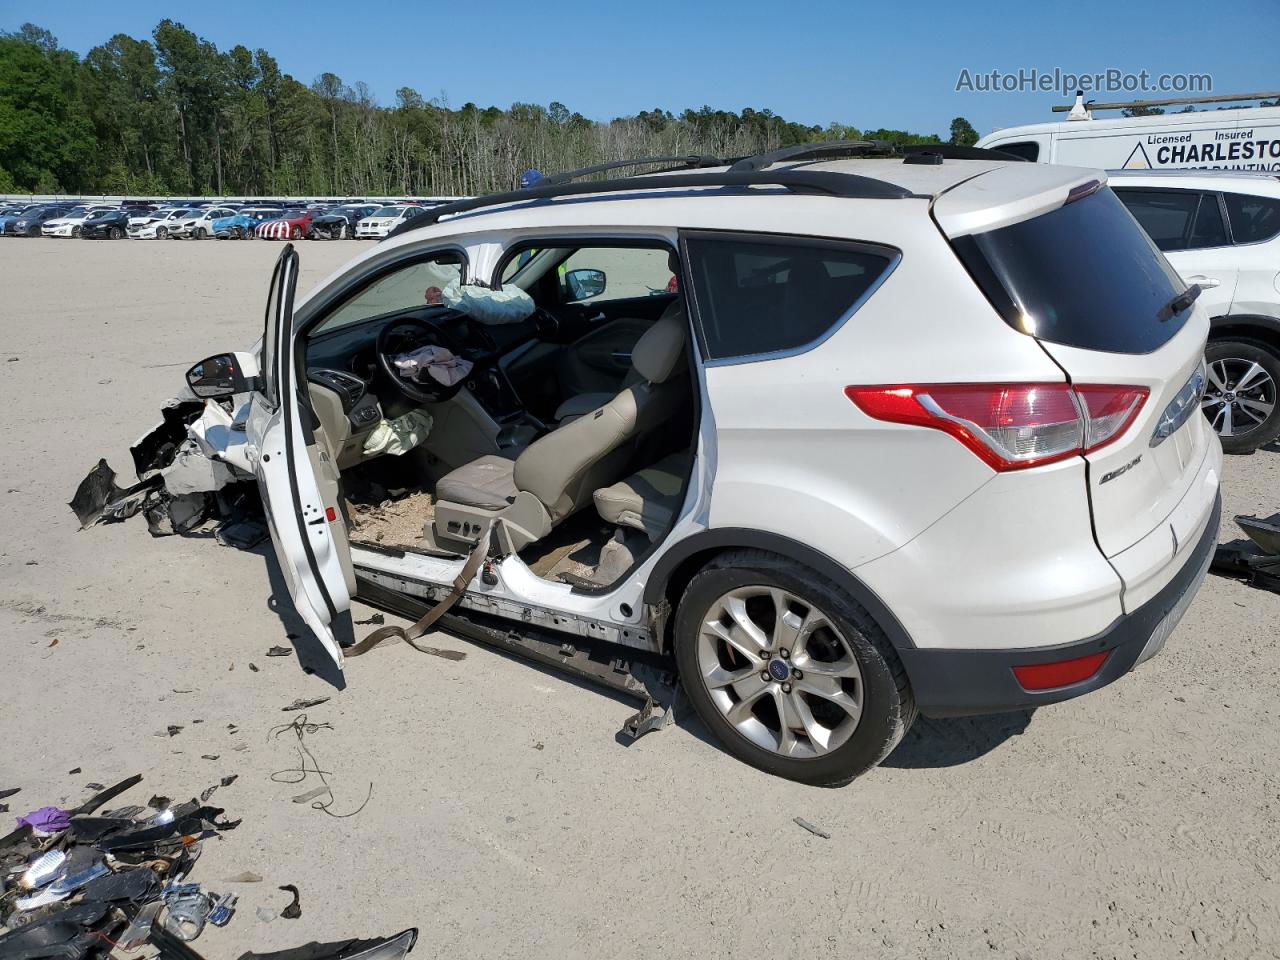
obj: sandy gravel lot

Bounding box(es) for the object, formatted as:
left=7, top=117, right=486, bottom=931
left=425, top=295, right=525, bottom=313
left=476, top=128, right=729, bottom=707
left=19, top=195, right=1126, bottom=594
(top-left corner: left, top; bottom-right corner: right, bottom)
left=2, top=238, right=1279, bottom=960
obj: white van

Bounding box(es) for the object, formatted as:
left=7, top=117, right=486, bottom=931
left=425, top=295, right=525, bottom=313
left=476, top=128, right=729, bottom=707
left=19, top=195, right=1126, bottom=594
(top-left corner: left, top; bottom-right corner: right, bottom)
left=977, top=92, right=1280, bottom=171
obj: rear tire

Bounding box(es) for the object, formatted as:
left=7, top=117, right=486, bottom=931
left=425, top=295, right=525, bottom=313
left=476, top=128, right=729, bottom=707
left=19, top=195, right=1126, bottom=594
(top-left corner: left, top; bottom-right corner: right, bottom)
left=1203, top=338, right=1280, bottom=454
left=673, top=549, right=915, bottom=786
left=110, top=226, right=123, bottom=239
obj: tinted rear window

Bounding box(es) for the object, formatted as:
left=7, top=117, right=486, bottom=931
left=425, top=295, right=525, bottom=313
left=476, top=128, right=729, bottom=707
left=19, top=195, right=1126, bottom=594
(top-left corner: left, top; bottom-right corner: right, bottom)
left=683, top=232, right=896, bottom=361
left=952, top=187, right=1190, bottom=354
left=1224, top=192, right=1280, bottom=244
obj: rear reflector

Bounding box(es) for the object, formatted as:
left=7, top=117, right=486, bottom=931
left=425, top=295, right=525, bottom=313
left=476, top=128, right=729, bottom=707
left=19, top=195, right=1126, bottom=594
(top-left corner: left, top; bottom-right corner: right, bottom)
left=325, top=506, right=337, bottom=522
left=1012, top=651, right=1109, bottom=691
left=845, top=383, right=1147, bottom=471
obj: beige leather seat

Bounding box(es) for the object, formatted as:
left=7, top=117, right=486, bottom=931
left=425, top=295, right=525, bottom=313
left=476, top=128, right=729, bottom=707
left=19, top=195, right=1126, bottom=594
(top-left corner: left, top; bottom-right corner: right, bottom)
left=430, top=303, right=688, bottom=553
left=592, top=453, right=687, bottom=541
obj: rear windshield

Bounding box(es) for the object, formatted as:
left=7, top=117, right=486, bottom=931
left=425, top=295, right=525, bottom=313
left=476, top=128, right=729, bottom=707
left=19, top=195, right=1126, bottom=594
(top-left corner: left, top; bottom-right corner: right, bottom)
left=952, top=187, right=1190, bottom=354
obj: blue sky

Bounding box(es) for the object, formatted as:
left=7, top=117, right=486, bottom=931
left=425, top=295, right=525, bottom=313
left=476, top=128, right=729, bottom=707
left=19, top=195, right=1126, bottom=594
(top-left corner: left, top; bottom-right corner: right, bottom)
left=3, top=0, right=1276, bottom=137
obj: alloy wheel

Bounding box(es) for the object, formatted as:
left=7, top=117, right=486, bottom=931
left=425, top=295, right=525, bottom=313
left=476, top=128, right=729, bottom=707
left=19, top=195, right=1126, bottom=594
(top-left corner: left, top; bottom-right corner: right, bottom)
left=1202, top=357, right=1276, bottom=438
left=695, top=586, right=863, bottom=759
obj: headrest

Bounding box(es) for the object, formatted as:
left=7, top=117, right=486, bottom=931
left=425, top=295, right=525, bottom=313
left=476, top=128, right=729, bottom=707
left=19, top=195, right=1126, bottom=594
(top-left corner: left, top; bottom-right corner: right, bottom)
left=633, top=302, right=687, bottom=384
left=668, top=250, right=680, bottom=275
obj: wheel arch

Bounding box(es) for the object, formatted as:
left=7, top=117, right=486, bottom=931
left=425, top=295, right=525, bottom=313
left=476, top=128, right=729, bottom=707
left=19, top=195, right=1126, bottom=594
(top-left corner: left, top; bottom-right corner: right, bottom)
left=1209, top=315, right=1280, bottom=353
left=644, top=528, right=915, bottom=653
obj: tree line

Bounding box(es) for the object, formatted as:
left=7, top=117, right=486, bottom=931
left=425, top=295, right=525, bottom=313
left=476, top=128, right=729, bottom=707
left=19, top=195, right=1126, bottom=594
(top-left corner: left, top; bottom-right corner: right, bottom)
left=0, top=21, right=976, bottom=198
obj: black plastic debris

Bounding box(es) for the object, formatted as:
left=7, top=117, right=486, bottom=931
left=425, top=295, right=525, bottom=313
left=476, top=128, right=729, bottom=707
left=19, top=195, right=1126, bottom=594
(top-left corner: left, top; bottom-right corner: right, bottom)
left=1211, top=513, right=1280, bottom=594
left=354, top=613, right=385, bottom=626
left=216, top=519, right=269, bottom=550
left=265, top=646, right=293, bottom=658
left=237, top=929, right=419, bottom=960
left=282, top=698, right=329, bottom=712
left=0, top=774, right=241, bottom=960
left=278, top=885, right=302, bottom=920
left=68, top=460, right=162, bottom=529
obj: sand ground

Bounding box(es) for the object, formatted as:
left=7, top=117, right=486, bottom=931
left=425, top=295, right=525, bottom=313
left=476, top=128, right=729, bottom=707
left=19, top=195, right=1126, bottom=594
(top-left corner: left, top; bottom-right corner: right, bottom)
left=2, top=237, right=1279, bottom=960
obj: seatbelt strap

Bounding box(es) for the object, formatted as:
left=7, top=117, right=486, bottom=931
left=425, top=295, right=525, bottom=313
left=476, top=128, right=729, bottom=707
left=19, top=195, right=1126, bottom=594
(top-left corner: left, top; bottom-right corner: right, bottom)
left=345, top=534, right=489, bottom=661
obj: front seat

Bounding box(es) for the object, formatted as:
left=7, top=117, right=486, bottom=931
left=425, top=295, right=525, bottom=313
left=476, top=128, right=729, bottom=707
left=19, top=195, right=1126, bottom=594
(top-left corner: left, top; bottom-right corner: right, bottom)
left=430, top=303, right=688, bottom=553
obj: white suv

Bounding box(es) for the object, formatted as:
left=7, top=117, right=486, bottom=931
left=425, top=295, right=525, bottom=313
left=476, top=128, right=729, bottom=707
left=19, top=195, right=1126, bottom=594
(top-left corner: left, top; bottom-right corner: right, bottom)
left=355, top=205, right=426, bottom=239
left=111, top=147, right=1222, bottom=785
left=1110, top=171, right=1280, bottom=453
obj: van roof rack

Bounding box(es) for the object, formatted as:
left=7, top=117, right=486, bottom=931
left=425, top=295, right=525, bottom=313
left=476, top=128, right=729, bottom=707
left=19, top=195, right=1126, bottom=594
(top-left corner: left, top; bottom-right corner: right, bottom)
left=1052, top=90, right=1280, bottom=113
left=387, top=168, right=916, bottom=238
left=728, top=140, right=892, bottom=172
left=900, top=143, right=1031, bottom=163
left=543, top=155, right=724, bottom=185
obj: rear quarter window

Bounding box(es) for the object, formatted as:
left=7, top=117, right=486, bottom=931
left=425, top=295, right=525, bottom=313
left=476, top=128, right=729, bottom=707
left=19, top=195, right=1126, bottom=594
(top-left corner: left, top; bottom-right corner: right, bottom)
left=952, top=186, right=1190, bottom=355
left=682, top=231, right=897, bottom=362
left=1224, top=192, right=1280, bottom=244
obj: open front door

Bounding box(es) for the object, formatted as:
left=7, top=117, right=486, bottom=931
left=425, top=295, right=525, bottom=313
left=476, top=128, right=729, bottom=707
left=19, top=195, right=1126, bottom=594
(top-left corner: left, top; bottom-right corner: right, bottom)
left=247, top=245, right=354, bottom=673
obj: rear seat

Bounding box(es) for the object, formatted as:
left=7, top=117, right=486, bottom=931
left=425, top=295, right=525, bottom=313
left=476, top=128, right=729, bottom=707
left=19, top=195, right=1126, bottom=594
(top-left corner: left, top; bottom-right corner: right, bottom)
left=592, top=453, right=686, bottom=541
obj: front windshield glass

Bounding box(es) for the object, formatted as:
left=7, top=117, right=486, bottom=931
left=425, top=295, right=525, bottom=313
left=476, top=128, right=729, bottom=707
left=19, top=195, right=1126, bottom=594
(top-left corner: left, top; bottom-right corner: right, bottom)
left=314, top=254, right=465, bottom=335
left=373, top=206, right=400, bottom=217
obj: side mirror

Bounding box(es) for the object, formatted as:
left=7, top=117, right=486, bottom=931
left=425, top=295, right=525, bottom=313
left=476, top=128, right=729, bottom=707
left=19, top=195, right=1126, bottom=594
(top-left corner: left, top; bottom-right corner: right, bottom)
left=564, top=268, right=606, bottom=302
left=186, top=353, right=252, bottom=399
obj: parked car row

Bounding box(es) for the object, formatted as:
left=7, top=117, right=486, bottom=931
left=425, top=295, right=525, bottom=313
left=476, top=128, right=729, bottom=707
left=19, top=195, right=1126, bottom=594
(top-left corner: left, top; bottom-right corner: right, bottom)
left=0, top=198, right=454, bottom=242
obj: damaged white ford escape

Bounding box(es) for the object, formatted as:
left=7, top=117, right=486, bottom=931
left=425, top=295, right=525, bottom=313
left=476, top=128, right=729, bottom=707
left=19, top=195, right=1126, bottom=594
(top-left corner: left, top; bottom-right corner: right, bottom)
left=89, top=145, right=1222, bottom=786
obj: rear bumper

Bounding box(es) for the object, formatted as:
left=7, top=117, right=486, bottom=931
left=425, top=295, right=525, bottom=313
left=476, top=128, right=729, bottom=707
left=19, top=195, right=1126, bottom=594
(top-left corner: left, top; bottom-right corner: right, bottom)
left=900, top=492, right=1220, bottom=717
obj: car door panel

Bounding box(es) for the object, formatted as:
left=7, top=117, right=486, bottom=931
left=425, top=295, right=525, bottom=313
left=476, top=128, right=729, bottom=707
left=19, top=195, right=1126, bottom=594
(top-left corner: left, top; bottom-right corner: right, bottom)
left=246, top=245, right=353, bottom=674
left=556, top=293, right=677, bottom=396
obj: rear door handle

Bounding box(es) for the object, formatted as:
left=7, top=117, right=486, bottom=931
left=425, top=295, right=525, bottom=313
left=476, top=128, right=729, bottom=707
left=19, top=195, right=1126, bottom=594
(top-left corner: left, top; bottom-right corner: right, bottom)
left=1186, top=275, right=1221, bottom=289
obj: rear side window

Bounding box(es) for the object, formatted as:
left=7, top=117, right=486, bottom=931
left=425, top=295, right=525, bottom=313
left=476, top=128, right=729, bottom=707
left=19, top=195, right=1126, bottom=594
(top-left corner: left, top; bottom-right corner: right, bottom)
left=1224, top=192, right=1280, bottom=244
left=997, top=141, right=1040, bottom=161
left=682, top=232, right=897, bottom=361
left=952, top=187, right=1189, bottom=354
left=1113, top=188, right=1227, bottom=251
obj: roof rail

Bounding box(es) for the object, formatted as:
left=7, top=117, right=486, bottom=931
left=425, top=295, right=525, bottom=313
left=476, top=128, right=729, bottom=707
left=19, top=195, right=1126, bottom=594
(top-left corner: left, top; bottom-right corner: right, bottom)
left=1052, top=89, right=1280, bottom=112
left=386, top=169, right=915, bottom=238
left=728, top=140, right=893, bottom=172
left=900, top=143, right=1031, bottom=163
left=543, top=155, right=723, bottom=186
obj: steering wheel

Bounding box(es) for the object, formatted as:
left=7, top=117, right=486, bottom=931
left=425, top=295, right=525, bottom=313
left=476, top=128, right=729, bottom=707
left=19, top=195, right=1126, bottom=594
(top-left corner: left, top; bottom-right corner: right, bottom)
left=375, top=316, right=470, bottom=406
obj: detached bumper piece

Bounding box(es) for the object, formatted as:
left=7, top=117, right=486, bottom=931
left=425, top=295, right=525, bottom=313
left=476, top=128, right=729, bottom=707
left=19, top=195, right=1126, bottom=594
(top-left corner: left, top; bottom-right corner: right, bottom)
left=70, top=398, right=264, bottom=545
left=901, top=494, right=1221, bottom=717
left=1212, top=513, right=1280, bottom=594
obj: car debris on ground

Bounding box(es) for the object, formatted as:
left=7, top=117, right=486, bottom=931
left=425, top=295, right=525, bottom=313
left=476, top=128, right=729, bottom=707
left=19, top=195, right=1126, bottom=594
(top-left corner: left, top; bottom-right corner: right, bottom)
left=1211, top=512, right=1280, bottom=594
left=0, top=776, right=415, bottom=960
left=68, top=396, right=263, bottom=546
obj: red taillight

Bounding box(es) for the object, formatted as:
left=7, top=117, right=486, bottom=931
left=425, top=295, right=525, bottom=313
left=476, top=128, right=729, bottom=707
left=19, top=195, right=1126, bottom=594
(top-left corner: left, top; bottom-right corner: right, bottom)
left=1012, top=651, right=1109, bottom=691
left=845, top=383, right=1147, bottom=471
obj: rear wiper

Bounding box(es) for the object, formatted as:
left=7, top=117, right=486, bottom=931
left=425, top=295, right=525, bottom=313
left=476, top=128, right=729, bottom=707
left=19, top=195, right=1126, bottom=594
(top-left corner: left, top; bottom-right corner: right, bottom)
left=1158, top=283, right=1201, bottom=321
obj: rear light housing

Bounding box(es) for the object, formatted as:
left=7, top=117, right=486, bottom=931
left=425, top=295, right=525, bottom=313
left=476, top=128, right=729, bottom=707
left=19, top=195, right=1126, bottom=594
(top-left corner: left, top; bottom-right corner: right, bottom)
left=846, top=382, right=1148, bottom=471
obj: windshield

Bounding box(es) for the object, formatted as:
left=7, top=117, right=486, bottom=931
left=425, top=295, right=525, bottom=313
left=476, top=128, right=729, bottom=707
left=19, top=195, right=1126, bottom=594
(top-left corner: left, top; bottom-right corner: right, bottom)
left=373, top=206, right=401, bottom=217
left=951, top=187, right=1189, bottom=355
left=86, top=210, right=112, bottom=220
left=63, top=207, right=88, bottom=218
